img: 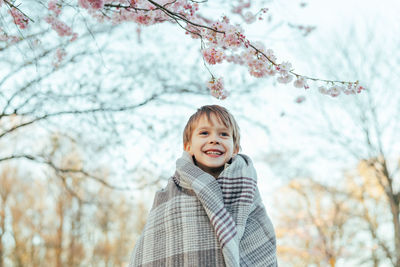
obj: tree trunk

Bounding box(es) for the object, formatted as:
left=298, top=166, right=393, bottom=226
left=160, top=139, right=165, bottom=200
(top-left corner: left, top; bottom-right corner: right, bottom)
left=56, top=198, right=64, bottom=267
left=0, top=193, right=8, bottom=267
left=68, top=218, right=75, bottom=267
left=0, top=208, right=4, bottom=267
left=389, top=194, right=400, bottom=266
left=382, top=161, right=400, bottom=266
left=0, top=236, right=3, bottom=267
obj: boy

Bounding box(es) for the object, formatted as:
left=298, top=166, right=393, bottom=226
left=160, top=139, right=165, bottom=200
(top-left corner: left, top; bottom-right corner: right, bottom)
left=130, top=105, right=277, bottom=267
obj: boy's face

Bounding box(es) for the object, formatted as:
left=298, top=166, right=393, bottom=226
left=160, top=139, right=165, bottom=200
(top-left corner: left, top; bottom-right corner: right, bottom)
left=184, top=114, right=238, bottom=176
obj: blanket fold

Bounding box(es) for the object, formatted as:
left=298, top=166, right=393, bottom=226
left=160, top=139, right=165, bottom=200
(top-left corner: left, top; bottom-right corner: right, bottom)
left=129, top=152, right=277, bottom=267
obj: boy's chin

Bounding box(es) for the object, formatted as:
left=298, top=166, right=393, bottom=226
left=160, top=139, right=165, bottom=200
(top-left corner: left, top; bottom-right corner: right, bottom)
left=193, top=157, right=224, bottom=170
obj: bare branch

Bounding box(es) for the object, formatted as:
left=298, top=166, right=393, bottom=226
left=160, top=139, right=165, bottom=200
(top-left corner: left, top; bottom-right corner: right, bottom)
left=0, top=93, right=158, bottom=139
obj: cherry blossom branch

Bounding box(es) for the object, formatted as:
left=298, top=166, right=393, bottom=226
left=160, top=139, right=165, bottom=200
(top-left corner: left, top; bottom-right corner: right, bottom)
left=246, top=42, right=355, bottom=84
left=4, top=0, right=365, bottom=99
left=103, top=0, right=364, bottom=98
left=104, top=3, right=154, bottom=12
left=151, top=1, right=358, bottom=86
left=3, top=0, right=35, bottom=22
left=146, top=0, right=224, bottom=33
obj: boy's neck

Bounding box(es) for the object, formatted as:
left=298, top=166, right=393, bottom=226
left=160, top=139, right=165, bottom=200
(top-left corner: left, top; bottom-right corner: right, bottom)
left=193, top=157, right=227, bottom=179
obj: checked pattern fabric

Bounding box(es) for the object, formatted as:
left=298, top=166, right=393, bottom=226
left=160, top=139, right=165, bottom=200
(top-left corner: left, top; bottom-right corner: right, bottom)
left=129, top=152, right=277, bottom=267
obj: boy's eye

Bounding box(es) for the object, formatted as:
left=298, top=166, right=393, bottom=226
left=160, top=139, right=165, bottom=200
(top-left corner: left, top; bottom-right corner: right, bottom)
left=221, top=132, right=229, bottom=137
left=199, top=131, right=208, bottom=135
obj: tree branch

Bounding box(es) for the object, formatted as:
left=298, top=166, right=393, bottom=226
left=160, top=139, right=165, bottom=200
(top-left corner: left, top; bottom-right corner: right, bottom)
left=0, top=93, right=158, bottom=139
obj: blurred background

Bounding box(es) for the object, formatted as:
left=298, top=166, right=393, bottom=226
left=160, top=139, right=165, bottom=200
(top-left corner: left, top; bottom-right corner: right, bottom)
left=1, top=0, right=399, bottom=266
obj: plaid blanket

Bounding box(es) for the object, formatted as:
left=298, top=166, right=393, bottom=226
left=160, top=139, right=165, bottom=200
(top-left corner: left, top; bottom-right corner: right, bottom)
left=129, top=152, right=277, bottom=267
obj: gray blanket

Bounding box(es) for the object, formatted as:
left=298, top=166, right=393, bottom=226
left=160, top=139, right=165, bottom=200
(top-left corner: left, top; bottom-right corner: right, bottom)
left=129, top=152, right=277, bottom=266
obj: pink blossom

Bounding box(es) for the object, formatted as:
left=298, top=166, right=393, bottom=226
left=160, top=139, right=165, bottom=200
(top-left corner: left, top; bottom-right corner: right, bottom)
left=257, top=8, right=269, bottom=21
left=185, top=24, right=202, bottom=39
left=293, top=77, right=309, bottom=89
left=328, top=85, right=343, bottom=97
left=265, top=65, right=277, bottom=76
left=53, top=47, right=67, bottom=68
left=241, top=45, right=278, bottom=78
left=70, top=33, right=78, bottom=42
left=343, top=89, right=355, bottom=95
left=78, top=0, right=89, bottom=9
left=318, top=86, right=328, bottom=95
left=231, top=1, right=251, bottom=15
left=225, top=54, right=245, bottom=65
left=342, top=83, right=366, bottom=95
left=45, top=15, right=75, bottom=38
left=202, top=47, right=224, bottom=65
left=293, top=77, right=305, bottom=88
left=289, top=23, right=316, bottom=36
left=206, top=19, right=243, bottom=48
left=247, top=58, right=268, bottom=78
left=79, top=0, right=104, bottom=10
left=265, top=49, right=277, bottom=63
left=276, top=61, right=292, bottom=74
left=0, top=33, right=8, bottom=42
left=356, top=84, right=366, bottom=93
left=223, top=30, right=243, bottom=47
left=351, top=83, right=366, bottom=93
left=182, top=2, right=198, bottom=16
left=343, top=83, right=356, bottom=95
left=48, top=0, right=62, bottom=16
left=207, top=77, right=228, bottom=100
left=243, top=12, right=256, bottom=24
left=295, top=96, right=306, bottom=103
left=90, top=0, right=104, bottom=10
left=9, top=8, right=29, bottom=29
left=135, top=14, right=152, bottom=25
left=111, top=8, right=169, bottom=26
left=277, top=74, right=293, bottom=84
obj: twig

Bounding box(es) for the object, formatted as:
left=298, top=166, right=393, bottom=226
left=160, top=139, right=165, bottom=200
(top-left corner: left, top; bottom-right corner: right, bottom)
left=4, top=0, right=35, bottom=22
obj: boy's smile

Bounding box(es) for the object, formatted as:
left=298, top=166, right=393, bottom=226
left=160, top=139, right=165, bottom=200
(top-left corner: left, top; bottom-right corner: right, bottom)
left=184, top=114, right=238, bottom=177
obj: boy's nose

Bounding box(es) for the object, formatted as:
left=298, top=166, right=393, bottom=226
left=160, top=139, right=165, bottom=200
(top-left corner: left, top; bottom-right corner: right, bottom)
left=209, top=134, right=220, bottom=144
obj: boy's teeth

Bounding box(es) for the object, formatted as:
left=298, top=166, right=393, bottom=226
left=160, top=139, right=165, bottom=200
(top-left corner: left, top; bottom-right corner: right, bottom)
left=206, top=151, right=222, bottom=155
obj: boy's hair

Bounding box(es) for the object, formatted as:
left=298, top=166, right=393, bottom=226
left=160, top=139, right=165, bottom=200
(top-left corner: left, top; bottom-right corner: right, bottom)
left=183, top=105, right=241, bottom=151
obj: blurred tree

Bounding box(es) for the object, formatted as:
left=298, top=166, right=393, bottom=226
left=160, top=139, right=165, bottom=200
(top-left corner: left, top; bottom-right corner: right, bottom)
left=275, top=159, right=394, bottom=266
left=271, top=25, right=400, bottom=266
left=275, top=178, right=352, bottom=267
left=0, top=166, right=16, bottom=267
left=0, top=133, right=147, bottom=266
left=343, top=159, right=395, bottom=266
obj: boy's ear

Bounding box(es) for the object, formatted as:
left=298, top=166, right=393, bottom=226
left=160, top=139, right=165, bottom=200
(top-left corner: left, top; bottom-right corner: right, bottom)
left=233, top=145, right=239, bottom=155
left=184, top=142, right=191, bottom=153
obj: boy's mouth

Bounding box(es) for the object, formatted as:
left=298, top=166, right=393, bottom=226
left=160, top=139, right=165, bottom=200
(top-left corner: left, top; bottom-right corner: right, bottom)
left=204, top=149, right=224, bottom=156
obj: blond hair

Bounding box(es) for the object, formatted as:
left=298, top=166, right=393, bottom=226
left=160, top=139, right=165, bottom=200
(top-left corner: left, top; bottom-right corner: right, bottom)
left=183, top=105, right=241, bottom=151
